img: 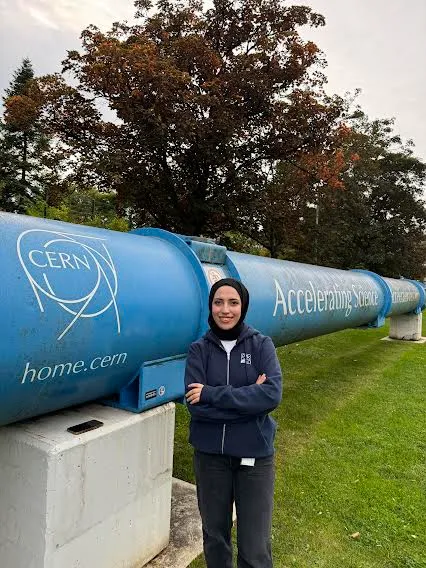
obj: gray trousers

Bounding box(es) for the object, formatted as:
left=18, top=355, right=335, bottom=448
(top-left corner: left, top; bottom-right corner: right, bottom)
left=193, top=450, right=275, bottom=568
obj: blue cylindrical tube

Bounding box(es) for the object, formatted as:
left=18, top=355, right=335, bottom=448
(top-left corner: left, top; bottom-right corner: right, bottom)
left=384, top=277, right=425, bottom=316
left=227, top=253, right=386, bottom=344
left=0, top=214, right=424, bottom=426
left=0, top=214, right=201, bottom=425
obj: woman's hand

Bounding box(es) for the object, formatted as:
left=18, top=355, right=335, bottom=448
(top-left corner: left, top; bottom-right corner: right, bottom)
left=186, top=383, right=204, bottom=405
left=256, top=373, right=267, bottom=385
left=186, top=375, right=266, bottom=405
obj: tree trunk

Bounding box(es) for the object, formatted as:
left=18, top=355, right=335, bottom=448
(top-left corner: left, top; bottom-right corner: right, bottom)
left=269, top=226, right=277, bottom=258
left=21, top=132, right=27, bottom=185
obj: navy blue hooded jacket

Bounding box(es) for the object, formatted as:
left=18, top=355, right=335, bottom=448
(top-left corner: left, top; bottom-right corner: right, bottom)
left=184, top=324, right=282, bottom=458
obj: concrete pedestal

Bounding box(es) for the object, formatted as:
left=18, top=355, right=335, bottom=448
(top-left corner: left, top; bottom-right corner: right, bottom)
left=388, top=313, right=423, bottom=341
left=0, top=402, right=175, bottom=568
left=145, top=479, right=202, bottom=568
left=145, top=478, right=237, bottom=568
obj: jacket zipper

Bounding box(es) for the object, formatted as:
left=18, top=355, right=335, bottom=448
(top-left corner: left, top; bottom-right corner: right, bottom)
left=221, top=350, right=231, bottom=454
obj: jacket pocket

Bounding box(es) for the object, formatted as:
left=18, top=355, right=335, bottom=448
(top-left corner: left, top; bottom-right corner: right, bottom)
left=256, top=415, right=276, bottom=447
left=224, top=418, right=273, bottom=458
left=189, top=420, right=223, bottom=454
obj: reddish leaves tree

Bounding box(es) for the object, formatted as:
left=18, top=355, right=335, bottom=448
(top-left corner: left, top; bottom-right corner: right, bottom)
left=237, top=122, right=358, bottom=257
left=38, top=0, right=344, bottom=234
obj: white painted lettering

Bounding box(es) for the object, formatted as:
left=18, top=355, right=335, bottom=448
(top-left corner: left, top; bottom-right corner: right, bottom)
left=52, top=362, right=73, bottom=377
left=28, top=250, right=92, bottom=270
left=345, top=291, right=353, bottom=317
left=45, top=251, right=61, bottom=268
left=29, top=250, right=48, bottom=268
left=305, top=289, right=313, bottom=313
left=21, top=362, right=37, bottom=384
left=273, top=279, right=287, bottom=316
left=20, top=353, right=128, bottom=386
left=116, top=353, right=127, bottom=364
left=288, top=289, right=297, bottom=315
left=101, top=355, right=112, bottom=367
left=271, top=280, right=360, bottom=318
left=73, top=254, right=90, bottom=270
left=58, top=252, right=75, bottom=269
left=391, top=290, right=418, bottom=303
left=317, top=289, right=324, bottom=312
left=296, top=289, right=305, bottom=314
left=37, top=366, right=52, bottom=381
left=90, top=357, right=102, bottom=370
left=309, top=281, right=317, bottom=312
left=72, top=361, right=85, bottom=373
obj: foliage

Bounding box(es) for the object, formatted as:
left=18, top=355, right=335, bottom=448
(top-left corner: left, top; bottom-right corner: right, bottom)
left=0, top=59, right=42, bottom=211
left=26, top=187, right=129, bottom=231
left=297, top=112, right=426, bottom=278
left=232, top=116, right=360, bottom=258
left=0, top=59, right=67, bottom=213
left=219, top=230, right=269, bottom=256
left=3, top=58, right=34, bottom=100
left=37, top=0, right=344, bottom=235
left=5, top=8, right=425, bottom=278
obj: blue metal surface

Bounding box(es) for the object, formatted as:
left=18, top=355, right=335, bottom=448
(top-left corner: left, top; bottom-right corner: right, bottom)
left=384, top=277, right=424, bottom=316
left=0, top=212, right=424, bottom=426
left=0, top=214, right=201, bottom=426
left=227, top=253, right=387, bottom=344
left=352, top=270, right=392, bottom=327
left=105, top=355, right=187, bottom=412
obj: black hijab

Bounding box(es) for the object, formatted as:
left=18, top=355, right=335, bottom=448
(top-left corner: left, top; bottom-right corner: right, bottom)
left=208, top=278, right=250, bottom=340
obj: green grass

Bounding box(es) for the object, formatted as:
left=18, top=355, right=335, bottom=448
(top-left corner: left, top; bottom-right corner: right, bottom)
left=173, top=318, right=426, bottom=568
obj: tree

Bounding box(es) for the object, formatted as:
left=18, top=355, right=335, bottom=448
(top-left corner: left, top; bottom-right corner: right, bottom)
left=27, top=186, right=129, bottom=232
left=3, top=58, right=34, bottom=100
left=235, top=122, right=357, bottom=258
left=37, top=0, right=344, bottom=235
left=1, top=59, right=80, bottom=215
left=0, top=58, right=45, bottom=211
left=297, top=112, right=426, bottom=278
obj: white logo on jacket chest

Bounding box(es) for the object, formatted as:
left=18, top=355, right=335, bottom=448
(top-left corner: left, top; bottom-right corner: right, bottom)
left=240, top=353, right=252, bottom=365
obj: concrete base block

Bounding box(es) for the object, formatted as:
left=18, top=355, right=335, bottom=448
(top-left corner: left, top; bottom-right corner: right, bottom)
left=145, top=478, right=202, bottom=568
left=0, top=402, right=175, bottom=568
left=146, top=478, right=237, bottom=568
left=382, top=336, right=426, bottom=344
left=388, top=313, right=423, bottom=341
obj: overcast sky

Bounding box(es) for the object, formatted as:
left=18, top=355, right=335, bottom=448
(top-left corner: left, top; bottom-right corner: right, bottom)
left=1, top=0, right=425, bottom=161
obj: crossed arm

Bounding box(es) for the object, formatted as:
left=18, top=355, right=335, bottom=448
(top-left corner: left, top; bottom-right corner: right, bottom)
left=184, top=338, right=282, bottom=421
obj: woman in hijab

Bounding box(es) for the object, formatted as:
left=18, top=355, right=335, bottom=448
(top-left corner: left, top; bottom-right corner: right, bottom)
left=185, top=278, right=282, bottom=568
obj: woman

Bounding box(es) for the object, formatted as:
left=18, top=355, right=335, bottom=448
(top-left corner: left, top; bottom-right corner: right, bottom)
left=185, top=278, right=282, bottom=568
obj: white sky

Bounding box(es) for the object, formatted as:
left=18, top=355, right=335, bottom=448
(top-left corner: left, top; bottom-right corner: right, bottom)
left=301, top=0, right=426, bottom=161
left=0, top=0, right=425, bottom=162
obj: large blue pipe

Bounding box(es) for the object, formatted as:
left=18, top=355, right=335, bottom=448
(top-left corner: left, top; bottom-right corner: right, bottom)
left=0, top=213, right=424, bottom=426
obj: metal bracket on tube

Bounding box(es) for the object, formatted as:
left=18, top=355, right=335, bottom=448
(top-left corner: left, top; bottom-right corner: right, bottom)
left=173, top=233, right=242, bottom=280
left=183, top=238, right=228, bottom=265
left=352, top=269, right=392, bottom=328
left=103, top=354, right=187, bottom=413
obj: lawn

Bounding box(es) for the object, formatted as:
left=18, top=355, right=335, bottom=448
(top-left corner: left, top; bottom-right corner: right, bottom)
left=173, top=317, right=426, bottom=568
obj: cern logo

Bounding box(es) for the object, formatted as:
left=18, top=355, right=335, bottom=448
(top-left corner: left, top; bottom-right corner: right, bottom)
left=17, top=229, right=121, bottom=341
